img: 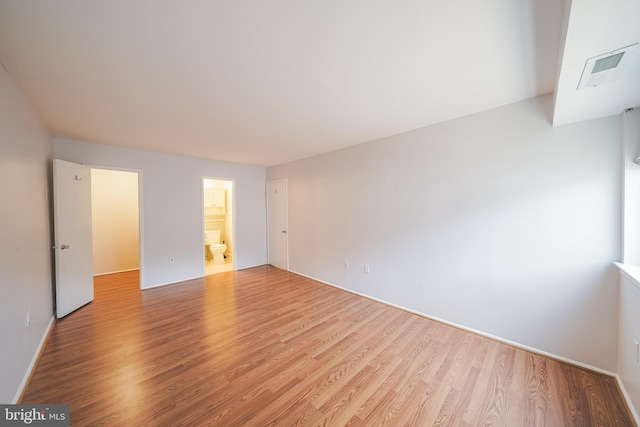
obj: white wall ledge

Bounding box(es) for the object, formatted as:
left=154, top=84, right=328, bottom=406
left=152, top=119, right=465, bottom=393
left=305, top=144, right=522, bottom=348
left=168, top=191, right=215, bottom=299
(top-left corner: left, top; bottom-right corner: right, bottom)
left=615, top=262, right=640, bottom=290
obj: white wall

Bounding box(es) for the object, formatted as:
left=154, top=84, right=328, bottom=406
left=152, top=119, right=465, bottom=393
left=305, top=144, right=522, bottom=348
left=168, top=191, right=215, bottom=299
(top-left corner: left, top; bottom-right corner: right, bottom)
left=618, top=267, right=640, bottom=419
left=0, top=66, right=53, bottom=402
left=54, top=138, right=266, bottom=288
left=619, top=108, right=640, bottom=416
left=224, top=181, right=234, bottom=256
left=91, top=168, right=140, bottom=275
left=267, top=95, right=621, bottom=371
left=623, top=108, right=640, bottom=265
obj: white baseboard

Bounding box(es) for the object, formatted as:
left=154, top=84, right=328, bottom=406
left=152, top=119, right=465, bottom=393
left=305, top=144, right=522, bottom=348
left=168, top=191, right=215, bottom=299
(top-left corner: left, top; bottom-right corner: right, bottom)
left=616, top=375, right=640, bottom=425
left=93, top=267, right=139, bottom=277
left=290, top=269, right=617, bottom=378
left=13, top=316, right=55, bottom=403
left=141, top=274, right=204, bottom=290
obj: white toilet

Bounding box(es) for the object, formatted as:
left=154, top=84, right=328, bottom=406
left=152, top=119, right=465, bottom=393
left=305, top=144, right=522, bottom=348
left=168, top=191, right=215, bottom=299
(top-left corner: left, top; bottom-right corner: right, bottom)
left=204, top=230, right=227, bottom=265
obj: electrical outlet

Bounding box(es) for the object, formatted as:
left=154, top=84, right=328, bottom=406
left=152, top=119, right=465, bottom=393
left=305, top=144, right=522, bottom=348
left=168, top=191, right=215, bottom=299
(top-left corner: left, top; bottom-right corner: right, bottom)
left=364, top=264, right=370, bottom=273
left=344, top=260, right=350, bottom=269
left=169, top=257, right=175, bottom=264
left=26, top=310, right=31, bottom=326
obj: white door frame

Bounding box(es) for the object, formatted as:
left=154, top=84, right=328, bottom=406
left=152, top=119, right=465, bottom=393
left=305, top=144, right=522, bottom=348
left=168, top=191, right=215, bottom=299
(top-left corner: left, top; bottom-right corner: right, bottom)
left=201, top=176, right=236, bottom=275
left=88, top=165, right=144, bottom=289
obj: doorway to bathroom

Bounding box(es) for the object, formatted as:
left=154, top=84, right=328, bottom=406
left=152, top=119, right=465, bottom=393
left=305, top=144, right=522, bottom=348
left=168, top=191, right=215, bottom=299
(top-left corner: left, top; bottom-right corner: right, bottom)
left=202, top=178, right=234, bottom=276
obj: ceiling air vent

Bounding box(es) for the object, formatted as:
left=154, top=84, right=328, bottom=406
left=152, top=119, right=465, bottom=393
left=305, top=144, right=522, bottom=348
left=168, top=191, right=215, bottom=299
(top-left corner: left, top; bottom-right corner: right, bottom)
left=577, top=43, right=638, bottom=90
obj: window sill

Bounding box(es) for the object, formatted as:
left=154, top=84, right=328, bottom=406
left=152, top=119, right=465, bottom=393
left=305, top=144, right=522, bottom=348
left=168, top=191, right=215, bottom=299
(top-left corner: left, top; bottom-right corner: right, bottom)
left=615, top=262, right=640, bottom=290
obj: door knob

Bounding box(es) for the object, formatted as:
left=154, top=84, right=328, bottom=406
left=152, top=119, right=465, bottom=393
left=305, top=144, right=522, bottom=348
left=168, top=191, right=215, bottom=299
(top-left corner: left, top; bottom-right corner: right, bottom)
left=61, top=244, right=70, bottom=250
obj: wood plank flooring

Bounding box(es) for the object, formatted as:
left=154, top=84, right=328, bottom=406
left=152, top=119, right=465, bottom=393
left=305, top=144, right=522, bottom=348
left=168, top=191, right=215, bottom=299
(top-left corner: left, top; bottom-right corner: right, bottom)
left=22, top=266, right=635, bottom=426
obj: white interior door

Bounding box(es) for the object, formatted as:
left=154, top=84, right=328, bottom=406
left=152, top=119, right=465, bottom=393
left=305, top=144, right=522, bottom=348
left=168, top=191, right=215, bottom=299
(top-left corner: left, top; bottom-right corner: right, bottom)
left=53, top=159, right=94, bottom=318
left=267, top=180, right=288, bottom=270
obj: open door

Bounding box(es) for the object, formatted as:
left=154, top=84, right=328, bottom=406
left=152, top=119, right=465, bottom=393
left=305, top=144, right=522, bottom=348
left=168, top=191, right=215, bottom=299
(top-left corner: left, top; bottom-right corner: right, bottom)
left=53, top=159, right=94, bottom=318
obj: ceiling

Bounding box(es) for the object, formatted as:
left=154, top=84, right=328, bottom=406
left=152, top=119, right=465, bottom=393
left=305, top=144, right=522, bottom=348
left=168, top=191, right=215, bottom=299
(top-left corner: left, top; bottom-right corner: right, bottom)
left=0, top=1, right=638, bottom=167
left=553, top=0, right=640, bottom=126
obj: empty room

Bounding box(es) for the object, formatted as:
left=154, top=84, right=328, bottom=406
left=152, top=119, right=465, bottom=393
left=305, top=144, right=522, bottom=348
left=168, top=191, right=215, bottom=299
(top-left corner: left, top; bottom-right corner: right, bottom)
left=1, top=0, right=640, bottom=425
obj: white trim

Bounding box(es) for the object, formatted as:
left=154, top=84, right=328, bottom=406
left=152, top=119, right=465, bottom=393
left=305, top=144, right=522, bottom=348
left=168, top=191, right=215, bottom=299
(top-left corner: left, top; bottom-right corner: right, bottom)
left=13, top=316, right=55, bottom=403
left=621, top=111, right=627, bottom=262
left=87, top=165, right=144, bottom=290
left=141, top=274, right=204, bottom=290
left=615, top=262, right=640, bottom=290
left=290, top=269, right=617, bottom=377
left=201, top=176, right=237, bottom=277
left=616, top=374, right=640, bottom=425
left=93, top=268, right=139, bottom=277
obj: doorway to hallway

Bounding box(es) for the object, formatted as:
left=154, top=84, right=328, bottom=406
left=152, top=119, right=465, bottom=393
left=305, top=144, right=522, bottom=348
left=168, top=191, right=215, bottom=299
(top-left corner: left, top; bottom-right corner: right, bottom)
left=91, top=168, right=141, bottom=282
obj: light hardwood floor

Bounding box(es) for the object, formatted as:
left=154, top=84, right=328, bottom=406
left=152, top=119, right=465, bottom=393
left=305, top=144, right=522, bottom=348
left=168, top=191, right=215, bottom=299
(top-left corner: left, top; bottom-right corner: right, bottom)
left=205, top=257, right=233, bottom=276
left=22, top=266, right=635, bottom=426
